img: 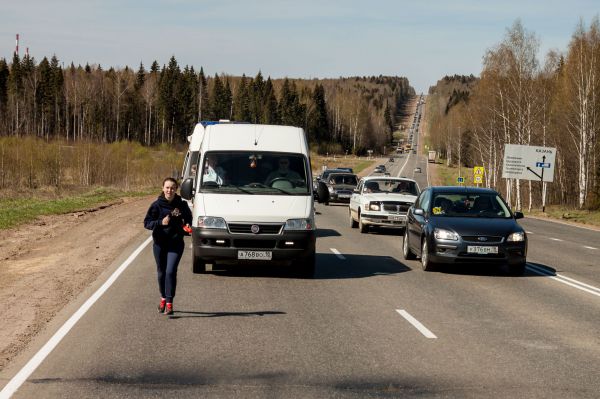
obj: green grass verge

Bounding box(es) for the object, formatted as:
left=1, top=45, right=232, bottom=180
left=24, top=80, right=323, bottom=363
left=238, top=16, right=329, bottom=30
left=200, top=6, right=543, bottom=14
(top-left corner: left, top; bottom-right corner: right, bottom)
left=0, top=187, right=153, bottom=230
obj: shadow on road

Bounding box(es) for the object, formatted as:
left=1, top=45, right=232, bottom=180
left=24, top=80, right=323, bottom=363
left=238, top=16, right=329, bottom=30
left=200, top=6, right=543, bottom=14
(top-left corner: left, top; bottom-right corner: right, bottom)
left=210, top=253, right=411, bottom=280
left=168, top=310, right=286, bottom=319
left=316, top=228, right=342, bottom=238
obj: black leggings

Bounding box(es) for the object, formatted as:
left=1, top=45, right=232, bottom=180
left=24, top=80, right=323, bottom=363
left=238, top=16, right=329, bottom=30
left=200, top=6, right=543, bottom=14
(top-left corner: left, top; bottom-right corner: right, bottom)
left=153, top=241, right=184, bottom=303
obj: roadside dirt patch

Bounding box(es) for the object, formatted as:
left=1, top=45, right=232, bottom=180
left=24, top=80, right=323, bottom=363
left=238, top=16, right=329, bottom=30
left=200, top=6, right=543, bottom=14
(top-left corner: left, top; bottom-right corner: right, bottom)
left=0, top=195, right=153, bottom=371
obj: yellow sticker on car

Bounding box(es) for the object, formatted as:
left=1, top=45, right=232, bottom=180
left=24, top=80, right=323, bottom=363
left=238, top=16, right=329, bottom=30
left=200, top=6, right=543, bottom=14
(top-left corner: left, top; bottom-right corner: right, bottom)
left=432, top=207, right=442, bottom=215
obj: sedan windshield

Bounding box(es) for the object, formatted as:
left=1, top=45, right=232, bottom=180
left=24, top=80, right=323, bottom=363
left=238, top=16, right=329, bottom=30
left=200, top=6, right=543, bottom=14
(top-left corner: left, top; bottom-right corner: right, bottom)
left=329, top=175, right=358, bottom=185
left=363, top=179, right=419, bottom=195
left=199, top=151, right=310, bottom=195
left=431, top=193, right=512, bottom=218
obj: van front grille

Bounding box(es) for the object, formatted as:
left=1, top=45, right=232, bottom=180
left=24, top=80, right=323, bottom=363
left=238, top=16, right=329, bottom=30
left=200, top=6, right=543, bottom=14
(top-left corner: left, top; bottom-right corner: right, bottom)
left=228, top=223, right=283, bottom=235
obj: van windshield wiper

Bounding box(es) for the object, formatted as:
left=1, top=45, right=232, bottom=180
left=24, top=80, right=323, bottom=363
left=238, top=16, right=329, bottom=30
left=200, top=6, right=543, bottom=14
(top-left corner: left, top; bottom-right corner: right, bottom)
left=220, top=184, right=255, bottom=194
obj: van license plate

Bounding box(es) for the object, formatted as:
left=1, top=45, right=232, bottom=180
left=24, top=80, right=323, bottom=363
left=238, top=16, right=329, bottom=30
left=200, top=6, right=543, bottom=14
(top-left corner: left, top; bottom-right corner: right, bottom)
left=238, top=250, right=272, bottom=260
left=467, top=246, right=498, bottom=254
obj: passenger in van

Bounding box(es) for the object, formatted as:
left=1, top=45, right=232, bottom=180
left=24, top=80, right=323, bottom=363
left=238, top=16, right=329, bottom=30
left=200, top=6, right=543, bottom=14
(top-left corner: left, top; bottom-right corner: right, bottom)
left=203, top=154, right=226, bottom=185
left=265, top=156, right=302, bottom=186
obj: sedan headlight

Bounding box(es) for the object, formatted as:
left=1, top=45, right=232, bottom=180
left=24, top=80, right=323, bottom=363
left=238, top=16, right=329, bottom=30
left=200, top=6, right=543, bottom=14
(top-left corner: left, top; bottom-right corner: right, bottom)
left=197, top=216, right=227, bottom=229
left=507, top=232, right=525, bottom=242
left=434, top=228, right=459, bottom=241
left=368, top=202, right=381, bottom=211
left=284, top=218, right=315, bottom=230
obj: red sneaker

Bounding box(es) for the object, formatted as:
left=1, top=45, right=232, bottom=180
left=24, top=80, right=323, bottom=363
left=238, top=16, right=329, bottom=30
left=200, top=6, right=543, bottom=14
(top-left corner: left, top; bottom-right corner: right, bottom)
left=164, top=303, right=174, bottom=315
left=158, top=299, right=166, bottom=313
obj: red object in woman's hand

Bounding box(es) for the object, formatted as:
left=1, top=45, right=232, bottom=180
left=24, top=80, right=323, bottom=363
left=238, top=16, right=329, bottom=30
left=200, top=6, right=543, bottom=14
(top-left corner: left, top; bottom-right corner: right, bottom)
left=183, top=224, right=192, bottom=234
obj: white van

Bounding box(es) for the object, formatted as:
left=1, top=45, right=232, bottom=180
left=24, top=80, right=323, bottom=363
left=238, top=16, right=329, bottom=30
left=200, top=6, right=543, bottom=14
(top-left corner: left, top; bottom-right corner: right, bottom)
left=180, top=124, right=316, bottom=277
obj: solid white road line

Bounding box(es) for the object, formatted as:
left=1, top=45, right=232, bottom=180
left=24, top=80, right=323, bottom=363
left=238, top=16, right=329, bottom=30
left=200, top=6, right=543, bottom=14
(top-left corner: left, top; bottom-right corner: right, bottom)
left=583, top=246, right=597, bottom=250
left=330, top=248, right=346, bottom=260
left=396, top=309, right=438, bottom=339
left=0, top=236, right=153, bottom=399
left=527, top=263, right=600, bottom=298
left=397, top=152, right=411, bottom=177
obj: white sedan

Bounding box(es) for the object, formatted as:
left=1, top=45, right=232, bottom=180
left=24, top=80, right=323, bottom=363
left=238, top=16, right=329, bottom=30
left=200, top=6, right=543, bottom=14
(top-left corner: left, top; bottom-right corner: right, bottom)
left=349, top=176, right=420, bottom=233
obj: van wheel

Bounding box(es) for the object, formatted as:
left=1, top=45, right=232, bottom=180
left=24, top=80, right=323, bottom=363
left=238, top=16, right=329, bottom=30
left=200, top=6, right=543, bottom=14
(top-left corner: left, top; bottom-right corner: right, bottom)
left=192, top=257, right=207, bottom=274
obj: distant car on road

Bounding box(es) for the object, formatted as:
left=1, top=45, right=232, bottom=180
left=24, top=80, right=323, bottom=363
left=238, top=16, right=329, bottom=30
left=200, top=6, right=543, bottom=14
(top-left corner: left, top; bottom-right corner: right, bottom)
left=402, top=186, right=527, bottom=275
left=317, top=173, right=358, bottom=205
left=414, top=167, right=422, bottom=173
left=373, top=164, right=386, bottom=174
left=314, top=168, right=353, bottom=201
left=349, top=176, right=420, bottom=233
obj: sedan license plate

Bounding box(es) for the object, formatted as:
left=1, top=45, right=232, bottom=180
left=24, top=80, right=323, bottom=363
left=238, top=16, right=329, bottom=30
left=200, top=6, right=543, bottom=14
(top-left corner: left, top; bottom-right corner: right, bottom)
left=467, top=246, right=498, bottom=254
left=388, top=215, right=405, bottom=221
left=338, top=193, right=351, bottom=199
left=238, top=250, right=272, bottom=260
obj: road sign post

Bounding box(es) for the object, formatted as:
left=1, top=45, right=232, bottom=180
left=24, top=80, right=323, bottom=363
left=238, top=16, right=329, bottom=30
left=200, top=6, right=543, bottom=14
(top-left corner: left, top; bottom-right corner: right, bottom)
left=502, top=144, right=557, bottom=213
left=473, top=166, right=485, bottom=187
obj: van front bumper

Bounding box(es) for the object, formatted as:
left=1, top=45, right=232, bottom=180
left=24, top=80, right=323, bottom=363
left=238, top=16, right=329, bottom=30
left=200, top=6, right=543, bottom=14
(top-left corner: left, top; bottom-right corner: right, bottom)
left=191, top=228, right=316, bottom=262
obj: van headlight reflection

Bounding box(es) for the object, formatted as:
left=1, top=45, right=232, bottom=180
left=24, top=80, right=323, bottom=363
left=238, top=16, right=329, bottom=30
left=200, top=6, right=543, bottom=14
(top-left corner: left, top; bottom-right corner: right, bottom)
left=197, top=216, right=227, bottom=229
left=284, top=218, right=315, bottom=230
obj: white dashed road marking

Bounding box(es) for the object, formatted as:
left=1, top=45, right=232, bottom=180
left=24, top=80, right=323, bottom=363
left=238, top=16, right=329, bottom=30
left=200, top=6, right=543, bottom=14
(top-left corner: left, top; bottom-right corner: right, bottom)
left=527, top=263, right=600, bottom=298
left=330, top=248, right=346, bottom=260
left=396, top=309, right=438, bottom=339
left=583, top=246, right=597, bottom=250
left=549, top=237, right=563, bottom=241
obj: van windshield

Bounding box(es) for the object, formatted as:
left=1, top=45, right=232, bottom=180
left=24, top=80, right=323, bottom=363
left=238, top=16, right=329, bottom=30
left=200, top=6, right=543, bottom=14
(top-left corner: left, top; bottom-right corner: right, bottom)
left=199, top=151, right=310, bottom=195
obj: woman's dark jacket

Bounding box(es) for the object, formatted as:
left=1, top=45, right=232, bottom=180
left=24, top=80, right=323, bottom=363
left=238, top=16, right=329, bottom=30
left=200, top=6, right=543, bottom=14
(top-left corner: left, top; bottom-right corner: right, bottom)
left=144, top=194, right=192, bottom=245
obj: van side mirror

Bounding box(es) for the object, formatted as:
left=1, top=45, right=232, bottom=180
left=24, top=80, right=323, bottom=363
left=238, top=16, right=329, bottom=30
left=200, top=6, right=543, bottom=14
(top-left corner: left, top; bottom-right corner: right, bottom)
left=514, top=211, right=524, bottom=219
left=414, top=208, right=424, bottom=216
left=180, top=178, right=194, bottom=200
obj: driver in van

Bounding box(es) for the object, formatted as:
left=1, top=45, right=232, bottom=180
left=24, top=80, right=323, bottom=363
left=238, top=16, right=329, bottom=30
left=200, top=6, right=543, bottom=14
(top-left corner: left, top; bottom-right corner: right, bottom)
left=265, top=156, right=301, bottom=186
left=203, top=154, right=226, bottom=185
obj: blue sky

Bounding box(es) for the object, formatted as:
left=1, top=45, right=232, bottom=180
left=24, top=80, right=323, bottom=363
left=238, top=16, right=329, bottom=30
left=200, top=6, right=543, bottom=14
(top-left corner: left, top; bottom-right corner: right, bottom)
left=1, top=1, right=598, bottom=93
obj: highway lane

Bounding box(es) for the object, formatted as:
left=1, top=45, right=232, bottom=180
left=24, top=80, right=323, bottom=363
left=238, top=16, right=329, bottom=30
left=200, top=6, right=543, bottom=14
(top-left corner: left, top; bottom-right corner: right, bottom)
left=2, top=196, right=599, bottom=397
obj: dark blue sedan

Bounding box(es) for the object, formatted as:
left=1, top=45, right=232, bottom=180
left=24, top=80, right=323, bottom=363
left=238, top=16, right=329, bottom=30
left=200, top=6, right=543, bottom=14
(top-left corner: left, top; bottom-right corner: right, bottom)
left=402, top=187, right=527, bottom=275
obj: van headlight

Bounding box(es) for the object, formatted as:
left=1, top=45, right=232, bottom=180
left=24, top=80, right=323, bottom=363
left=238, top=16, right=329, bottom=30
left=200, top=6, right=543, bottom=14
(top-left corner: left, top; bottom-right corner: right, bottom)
left=197, top=216, right=227, bottom=229
left=434, top=228, right=458, bottom=241
left=328, top=186, right=334, bottom=193
left=284, top=218, right=315, bottom=230
left=369, top=202, right=381, bottom=211
left=507, top=232, right=525, bottom=242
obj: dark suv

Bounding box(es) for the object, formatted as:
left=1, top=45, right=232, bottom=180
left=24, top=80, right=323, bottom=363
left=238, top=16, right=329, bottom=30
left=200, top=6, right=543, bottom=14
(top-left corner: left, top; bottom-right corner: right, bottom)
left=317, top=172, right=358, bottom=205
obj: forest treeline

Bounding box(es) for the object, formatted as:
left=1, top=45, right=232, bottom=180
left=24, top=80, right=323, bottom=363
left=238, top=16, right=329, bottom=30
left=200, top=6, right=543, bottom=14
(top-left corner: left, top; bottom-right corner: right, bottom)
left=0, top=53, right=413, bottom=157
left=427, top=19, right=600, bottom=210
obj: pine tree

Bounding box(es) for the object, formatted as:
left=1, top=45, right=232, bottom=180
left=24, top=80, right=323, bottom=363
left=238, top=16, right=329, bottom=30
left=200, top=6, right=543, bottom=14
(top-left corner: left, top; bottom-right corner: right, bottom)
left=0, top=58, right=9, bottom=128
left=310, top=83, right=328, bottom=142
left=135, top=62, right=145, bottom=91
left=198, top=67, right=209, bottom=120
left=250, top=71, right=265, bottom=123
left=262, top=77, right=278, bottom=124
left=233, top=74, right=252, bottom=122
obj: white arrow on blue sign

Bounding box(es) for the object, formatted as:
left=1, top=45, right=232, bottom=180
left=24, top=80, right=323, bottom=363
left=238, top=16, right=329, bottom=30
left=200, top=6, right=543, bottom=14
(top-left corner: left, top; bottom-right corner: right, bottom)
left=535, top=162, right=551, bottom=168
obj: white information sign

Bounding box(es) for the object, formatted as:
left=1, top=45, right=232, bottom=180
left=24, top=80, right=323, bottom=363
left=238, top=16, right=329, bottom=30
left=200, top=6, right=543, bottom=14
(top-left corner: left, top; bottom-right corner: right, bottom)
left=502, top=144, right=556, bottom=182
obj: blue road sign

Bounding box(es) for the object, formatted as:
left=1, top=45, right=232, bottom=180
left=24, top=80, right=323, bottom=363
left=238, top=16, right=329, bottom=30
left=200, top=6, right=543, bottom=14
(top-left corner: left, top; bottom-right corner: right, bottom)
left=536, top=162, right=551, bottom=168
left=457, top=176, right=465, bottom=183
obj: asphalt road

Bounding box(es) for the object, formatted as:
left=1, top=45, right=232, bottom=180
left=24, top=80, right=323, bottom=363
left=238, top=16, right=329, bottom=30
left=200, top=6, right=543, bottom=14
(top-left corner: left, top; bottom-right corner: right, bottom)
left=1, top=150, right=599, bottom=398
